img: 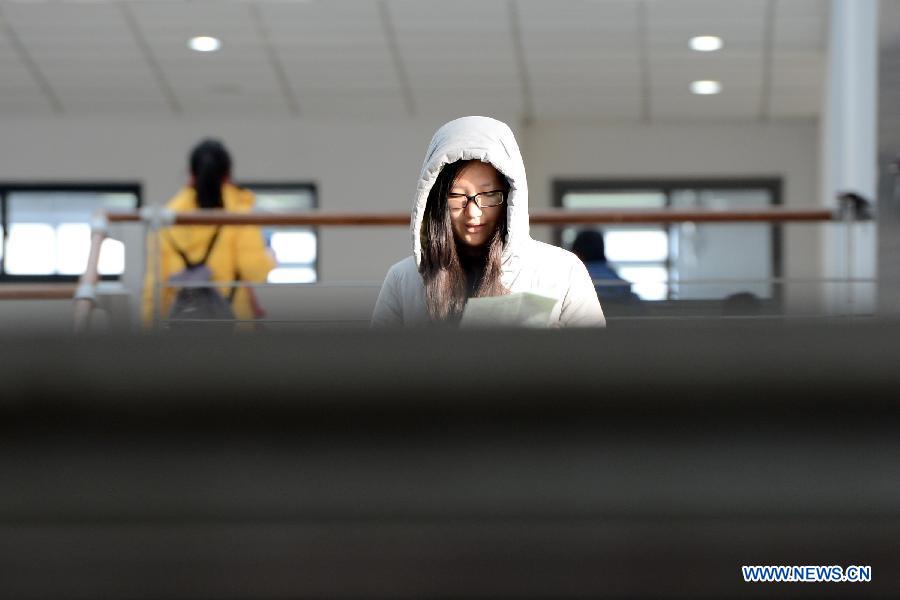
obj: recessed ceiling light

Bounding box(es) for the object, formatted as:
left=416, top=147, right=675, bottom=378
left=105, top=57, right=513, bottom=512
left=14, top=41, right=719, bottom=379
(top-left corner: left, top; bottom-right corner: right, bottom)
left=188, top=36, right=221, bottom=53
left=689, top=35, right=723, bottom=52
left=690, top=80, right=722, bottom=95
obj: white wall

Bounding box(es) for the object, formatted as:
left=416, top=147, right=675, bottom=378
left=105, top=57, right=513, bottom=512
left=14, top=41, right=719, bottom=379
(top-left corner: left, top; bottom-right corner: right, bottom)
left=0, top=115, right=821, bottom=330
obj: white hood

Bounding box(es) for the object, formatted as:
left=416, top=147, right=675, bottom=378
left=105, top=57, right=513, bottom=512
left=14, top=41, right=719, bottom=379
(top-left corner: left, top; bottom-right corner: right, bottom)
left=374, top=115, right=605, bottom=328
left=411, top=116, right=531, bottom=267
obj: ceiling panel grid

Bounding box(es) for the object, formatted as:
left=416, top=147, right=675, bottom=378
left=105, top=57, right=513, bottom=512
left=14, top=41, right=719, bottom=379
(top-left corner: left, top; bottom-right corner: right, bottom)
left=518, top=0, right=641, bottom=119
left=647, top=0, right=767, bottom=120
left=2, top=0, right=170, bottom=114
left=0, top=0, right=837, bottom=123
left=127, top=0, right=286, bottom=115
left=388, top=0, right=522, bottom=118
left=259, top=0, right=404, bottom=117
left=768, top=0, right=826, bottom=118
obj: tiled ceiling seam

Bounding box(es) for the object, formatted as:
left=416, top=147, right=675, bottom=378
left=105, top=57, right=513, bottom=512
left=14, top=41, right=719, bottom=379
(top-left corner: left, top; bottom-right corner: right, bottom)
left=120, top=0, right=181, bottom=116
left=638, top=0, right=651, bottom=123
left=508, top=0, right=534, bottom=125
left=248, top=1, right=300, bottom=117
left=378, top=0, right=415, bottom=117
left=759, top=0, right=777, bottom=121
left=0, top=2, right=63, bottom=114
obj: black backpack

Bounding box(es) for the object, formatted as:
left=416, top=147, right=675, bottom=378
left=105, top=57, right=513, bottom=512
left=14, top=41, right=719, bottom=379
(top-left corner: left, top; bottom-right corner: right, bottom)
left=166, top=227, right=235, bottom=322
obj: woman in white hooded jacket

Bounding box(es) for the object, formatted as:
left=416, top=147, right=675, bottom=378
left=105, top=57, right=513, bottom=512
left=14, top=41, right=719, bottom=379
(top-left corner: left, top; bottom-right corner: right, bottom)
left=372, top=116, right=605, bottom=328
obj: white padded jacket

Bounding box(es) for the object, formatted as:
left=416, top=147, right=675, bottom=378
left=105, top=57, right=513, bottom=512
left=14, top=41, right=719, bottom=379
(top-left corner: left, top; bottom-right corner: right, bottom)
left=371, top=116, right=605, bottom=328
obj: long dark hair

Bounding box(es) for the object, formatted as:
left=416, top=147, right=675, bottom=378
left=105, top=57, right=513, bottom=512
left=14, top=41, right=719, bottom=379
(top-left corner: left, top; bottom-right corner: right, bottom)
left=189, top=139, right=232, bottom=209
left=419, top=160, right=509, bottom=323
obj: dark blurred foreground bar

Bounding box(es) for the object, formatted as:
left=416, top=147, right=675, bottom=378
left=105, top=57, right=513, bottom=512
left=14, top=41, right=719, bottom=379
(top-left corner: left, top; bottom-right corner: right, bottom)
left=1, top=322, right=899, bottom=599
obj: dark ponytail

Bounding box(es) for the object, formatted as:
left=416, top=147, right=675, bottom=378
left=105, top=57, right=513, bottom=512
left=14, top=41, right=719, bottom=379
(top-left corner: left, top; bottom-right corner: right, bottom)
left=189, top=139, right=232, bottom=209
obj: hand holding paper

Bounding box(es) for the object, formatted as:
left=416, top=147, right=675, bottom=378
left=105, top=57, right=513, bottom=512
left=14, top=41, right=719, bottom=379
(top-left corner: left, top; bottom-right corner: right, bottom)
left=460, top=292, right=558, bottom=328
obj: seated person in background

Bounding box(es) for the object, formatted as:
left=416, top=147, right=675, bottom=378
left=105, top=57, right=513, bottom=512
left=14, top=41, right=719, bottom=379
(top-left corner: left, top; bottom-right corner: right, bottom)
left=570, top=229, right=639, bottom=303
left=142, top=139, right=274, bottom=327
left=371, top=116, right=605, bottom=328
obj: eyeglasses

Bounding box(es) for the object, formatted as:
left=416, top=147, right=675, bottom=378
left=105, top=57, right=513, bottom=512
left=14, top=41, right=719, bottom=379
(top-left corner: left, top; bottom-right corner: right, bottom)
left=447, top=190, right=505, bottom=210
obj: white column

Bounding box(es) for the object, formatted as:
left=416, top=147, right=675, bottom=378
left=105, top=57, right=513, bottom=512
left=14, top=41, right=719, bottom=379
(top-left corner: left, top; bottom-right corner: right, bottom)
left=820, top=0, right=879, bottom=315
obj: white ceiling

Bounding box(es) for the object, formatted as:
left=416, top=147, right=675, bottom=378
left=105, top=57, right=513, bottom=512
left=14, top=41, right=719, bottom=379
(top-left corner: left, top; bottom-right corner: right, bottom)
left=0, top=0, right=839, bottom=122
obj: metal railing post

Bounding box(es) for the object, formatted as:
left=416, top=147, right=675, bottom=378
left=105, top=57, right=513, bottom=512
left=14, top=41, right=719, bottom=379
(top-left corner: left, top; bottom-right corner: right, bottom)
left=137, top=206, right=176, bottom=332
left=837, top=192, right=874, bottom=316
left=73, top=211, right=108, bottom=334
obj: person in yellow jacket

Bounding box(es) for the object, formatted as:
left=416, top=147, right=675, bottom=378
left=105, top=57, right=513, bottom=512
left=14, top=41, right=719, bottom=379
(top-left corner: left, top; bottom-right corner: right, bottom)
left=142, top=139, right=275, bottom=327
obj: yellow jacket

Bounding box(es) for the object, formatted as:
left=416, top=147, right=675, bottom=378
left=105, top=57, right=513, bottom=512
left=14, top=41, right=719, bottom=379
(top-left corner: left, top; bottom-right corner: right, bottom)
left=142, top=183, right=275, bottom=326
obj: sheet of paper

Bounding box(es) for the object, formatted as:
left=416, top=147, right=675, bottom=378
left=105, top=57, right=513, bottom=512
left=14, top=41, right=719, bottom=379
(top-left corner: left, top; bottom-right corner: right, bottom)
left=460, top=292, right=558, bottom=328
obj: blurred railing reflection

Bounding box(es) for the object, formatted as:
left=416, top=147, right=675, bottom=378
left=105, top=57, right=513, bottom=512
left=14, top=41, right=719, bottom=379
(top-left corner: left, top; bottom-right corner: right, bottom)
left=2, top=324, right=899, bottom=598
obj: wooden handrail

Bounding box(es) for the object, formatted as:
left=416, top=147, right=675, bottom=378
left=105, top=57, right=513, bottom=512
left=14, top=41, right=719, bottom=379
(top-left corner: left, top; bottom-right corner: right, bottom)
left=530, top=207, right=835, bottom=224
left=0, top=284, right=77, bottom=300
left=70, top=205, right=841, bottom=333
left=106, top=207, right=837, bottom=226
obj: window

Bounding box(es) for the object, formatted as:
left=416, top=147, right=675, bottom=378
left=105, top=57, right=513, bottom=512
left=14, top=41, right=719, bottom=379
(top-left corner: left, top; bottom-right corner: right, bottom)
left=560, top=190, right=669, bottom=300
left=0, top=184, right=140, bottom=282
left=240, top=183, right=318, bottom=284
left=555, top=179, right=781, bottom=301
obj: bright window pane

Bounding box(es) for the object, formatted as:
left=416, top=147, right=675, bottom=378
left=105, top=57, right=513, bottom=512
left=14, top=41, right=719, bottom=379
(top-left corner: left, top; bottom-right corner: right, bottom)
left=6, top=224, right=56, bottom=275
left=560, top=191, right=668, bottom=265
left=5, top=190, right=136, bottom=276
left=617, top=265, right=668, bottom=301
left=245, top=184, right=318, bottom=284
left=268, top=267, right=316, bottom=284
left=99, top=239, right=126, bottom=275
left=270, top=231, right=316, bottom=264
left=670, top=188, right=773, bottom=299
left=253, top=189, right=315, bottom=212
left=560, top=183, right=777, bottom=302
left=56, top=223, right=91, bottom=275
left=605, top=229, right=668, bottom=262
left=563, top=191, right=666, bottom=209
